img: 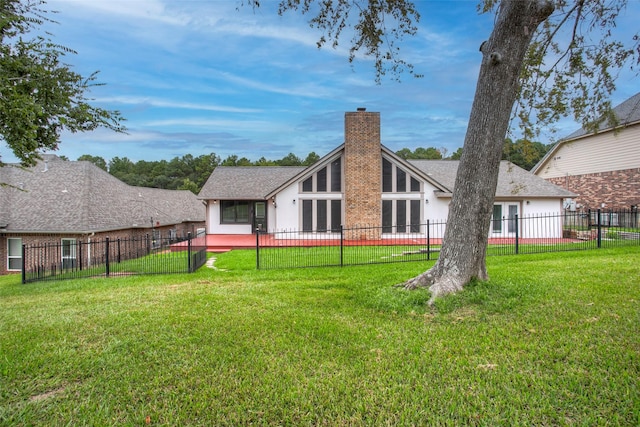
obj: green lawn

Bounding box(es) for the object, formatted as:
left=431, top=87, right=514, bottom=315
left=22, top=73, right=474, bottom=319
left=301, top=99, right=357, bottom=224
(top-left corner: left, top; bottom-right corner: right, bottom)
left=1, top=247, right=638, bottom=426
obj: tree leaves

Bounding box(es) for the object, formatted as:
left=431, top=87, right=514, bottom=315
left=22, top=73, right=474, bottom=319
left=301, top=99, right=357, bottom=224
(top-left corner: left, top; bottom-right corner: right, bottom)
left=0, top=0, right=125, bottom=167
left=514, top=0, right=639, bottom=140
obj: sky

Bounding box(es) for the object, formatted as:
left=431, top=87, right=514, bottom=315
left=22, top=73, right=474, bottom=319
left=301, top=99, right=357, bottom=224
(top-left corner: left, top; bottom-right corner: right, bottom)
left=2, top=0, right=639, bottom=164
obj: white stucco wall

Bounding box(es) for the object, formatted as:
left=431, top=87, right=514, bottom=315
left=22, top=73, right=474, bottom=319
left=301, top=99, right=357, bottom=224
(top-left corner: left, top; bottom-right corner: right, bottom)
left=519, top=198, right=564, bottom=238
left=271, top=184, right=300, bottom=232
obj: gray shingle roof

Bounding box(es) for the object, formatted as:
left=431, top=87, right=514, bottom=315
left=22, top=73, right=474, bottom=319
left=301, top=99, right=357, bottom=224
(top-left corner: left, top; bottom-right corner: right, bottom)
left=408, top=160, right=575, bottom=198
left=198, top=166, right=306, bottom=199
left=195, top=156, right=573, bottom=201
left=564, top=91, right=640, bottom=140
left=0, top=155, right=205, bottom=233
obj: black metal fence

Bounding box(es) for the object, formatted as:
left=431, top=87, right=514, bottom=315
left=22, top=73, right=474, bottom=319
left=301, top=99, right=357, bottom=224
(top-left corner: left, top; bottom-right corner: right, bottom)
left=256, top=209, right=639, bottom=269
left=22, top=233, right=208, bottom=284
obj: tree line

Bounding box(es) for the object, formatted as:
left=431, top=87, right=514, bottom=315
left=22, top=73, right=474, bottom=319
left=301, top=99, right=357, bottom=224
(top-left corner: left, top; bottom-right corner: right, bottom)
left=73, top=138, right=549, bottom=194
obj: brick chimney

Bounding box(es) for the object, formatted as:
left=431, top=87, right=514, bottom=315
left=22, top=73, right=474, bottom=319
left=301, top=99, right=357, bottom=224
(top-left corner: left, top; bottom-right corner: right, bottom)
left=344, top=109, right=382, bottom=239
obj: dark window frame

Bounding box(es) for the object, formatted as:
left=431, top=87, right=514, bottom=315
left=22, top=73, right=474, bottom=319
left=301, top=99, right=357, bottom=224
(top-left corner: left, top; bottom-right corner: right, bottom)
left=221, top=200, right=251, bottom=224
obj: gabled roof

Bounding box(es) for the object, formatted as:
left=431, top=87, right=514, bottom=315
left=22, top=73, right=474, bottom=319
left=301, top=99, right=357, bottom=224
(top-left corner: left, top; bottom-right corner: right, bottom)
left=0, top=155, right=205, bottom=234
left=195, top=146, right=572, bottom=201
left=198, top=166, right=306, bottom=200
left=532, top=91, right=640, bottom=174
left=410, top=160, right=576, bottom=198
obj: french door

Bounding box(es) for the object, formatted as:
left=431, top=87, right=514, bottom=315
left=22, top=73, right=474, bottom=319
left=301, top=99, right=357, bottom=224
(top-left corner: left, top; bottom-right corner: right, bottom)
left=491, top=203, right=519, bottom=237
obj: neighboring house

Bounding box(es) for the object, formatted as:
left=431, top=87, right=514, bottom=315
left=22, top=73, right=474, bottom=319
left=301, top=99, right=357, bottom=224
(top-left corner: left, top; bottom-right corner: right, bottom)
left=0, top=155, right=205, bottom=275
left=532, top=91, right=640, bottom=210
left=199, top=109, right=574, bottom=239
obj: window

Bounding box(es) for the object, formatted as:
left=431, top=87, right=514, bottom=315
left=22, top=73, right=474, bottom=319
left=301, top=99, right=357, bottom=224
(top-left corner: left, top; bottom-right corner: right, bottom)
left=221, top=201, right=250, bottom=223
left=317, top=167, right=327, bottom=192
left=410, top=177, right=420, bottom=192
left=492, top=204, right=502, bottom=233
left=410, top=200, right=421, bottom=232
left=61, top=238, right=77, bottom=269
left=396, top=200, right=407, bottom=233
left=331, top=158, right=342, bottom=192
left=317, top=200, right=327, bottom=231
left=7, top=238, right=22, bottom=271
left=302, top=177, right=313, bottom=192
left=382, top=158, right=393, bottom=192
left=331, top=200, right=342, bottom=232
left=302, top=200, right=313, bottom=232
left=382, top=200, right=393, bottom=233
left=396, top=168, right=406, bottom=193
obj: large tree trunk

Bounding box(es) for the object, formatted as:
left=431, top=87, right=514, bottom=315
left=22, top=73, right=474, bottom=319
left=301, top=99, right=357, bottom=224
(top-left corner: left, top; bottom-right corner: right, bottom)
left=403, top=0, right=554, bottom=303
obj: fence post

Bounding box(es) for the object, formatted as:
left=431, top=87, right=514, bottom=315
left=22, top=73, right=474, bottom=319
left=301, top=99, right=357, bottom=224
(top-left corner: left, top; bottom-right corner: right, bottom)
left=256, top=230, right=260, bottom=270
left=78, top=242, right=83, bottom=271
left=21, top=244, right=26, bottom=284
left=105, top=237, right=110, bottom=277
left=340, top=225, right=344, bottom=267
left=426, top=220, right=431, bottom=261
left=597, top=208, right=602, bottom=248
left=187, top=232, right=192, bottom=272
left=515, top=214, right=519, bottom=254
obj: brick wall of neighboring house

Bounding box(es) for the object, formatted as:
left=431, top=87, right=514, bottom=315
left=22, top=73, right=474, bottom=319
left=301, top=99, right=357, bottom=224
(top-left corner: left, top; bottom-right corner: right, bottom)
left=0, top=222, right=204, bottom=275
left=546, top=167, right=640, bottom=210
left=344, top=110, right=382, bottom=239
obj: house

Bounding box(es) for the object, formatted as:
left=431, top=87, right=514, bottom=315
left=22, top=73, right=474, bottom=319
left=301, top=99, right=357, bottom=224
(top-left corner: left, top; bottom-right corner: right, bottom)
left=0, top=155, right=205, bottom=275
left=198, top=109, right=574, bottom=240
left=532, top=91, right=640, bottom=210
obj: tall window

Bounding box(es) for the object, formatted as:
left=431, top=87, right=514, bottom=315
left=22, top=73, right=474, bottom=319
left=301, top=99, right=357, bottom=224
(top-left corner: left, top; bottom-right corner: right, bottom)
left=382, top=200, right=393, bottom=233
left=302, top=200, right=313, bottom=232
left=382, top=158, right=393, bottom=192
left=7, top=238, right=22, bottom=271
left=410, top=200, right=421, bottom=232
left=396, top=200, right=407, bottom=233
left=396, top=169, right=406, bottom=192
left=331, top=200, right=342, bottom=232
left=331, top=158, right=342, bottom=192
left=221, top=201, right=250, bottom=223
left=317, top=167, right=327, bottom=192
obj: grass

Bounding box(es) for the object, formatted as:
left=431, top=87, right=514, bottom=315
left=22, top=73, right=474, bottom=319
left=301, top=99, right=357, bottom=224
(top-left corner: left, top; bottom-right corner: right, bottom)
left=1, top=247, right=639, bottom=425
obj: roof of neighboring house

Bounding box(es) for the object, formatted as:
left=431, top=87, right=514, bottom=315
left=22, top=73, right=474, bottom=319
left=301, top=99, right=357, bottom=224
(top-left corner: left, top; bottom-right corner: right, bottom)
left=0, top=155, right=205, bottom=234
left=564, top=91, right=640, bottom=140
left=410, top=160, right=576, bottom=198
left=198, top=166, right=306, bottom=200
left=532, top=91, right=640, bottom=174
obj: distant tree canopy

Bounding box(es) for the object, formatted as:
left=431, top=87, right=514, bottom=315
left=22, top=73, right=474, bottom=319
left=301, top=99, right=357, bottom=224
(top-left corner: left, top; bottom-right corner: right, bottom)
left=501, top=138, right=550, bottom=171
left=80, top=150, right=333, bottom=193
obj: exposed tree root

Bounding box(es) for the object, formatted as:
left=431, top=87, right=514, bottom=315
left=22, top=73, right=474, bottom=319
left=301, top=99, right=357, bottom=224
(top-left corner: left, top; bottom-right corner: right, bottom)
left=397, top=265, right=468, bottom=305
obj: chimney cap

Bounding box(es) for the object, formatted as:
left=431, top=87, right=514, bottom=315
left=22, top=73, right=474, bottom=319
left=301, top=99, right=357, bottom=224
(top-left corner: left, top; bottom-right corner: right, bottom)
left=356, top=107, right=366, bottom=112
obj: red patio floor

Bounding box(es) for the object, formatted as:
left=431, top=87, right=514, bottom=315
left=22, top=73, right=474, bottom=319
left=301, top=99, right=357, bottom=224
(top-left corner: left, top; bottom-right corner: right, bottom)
left=200, top=234, right=583, bottom=253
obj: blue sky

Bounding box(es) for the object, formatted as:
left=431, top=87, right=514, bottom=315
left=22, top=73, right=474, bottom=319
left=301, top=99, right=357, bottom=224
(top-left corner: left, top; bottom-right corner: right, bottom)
left=3, top=0, right=639, bottom=164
